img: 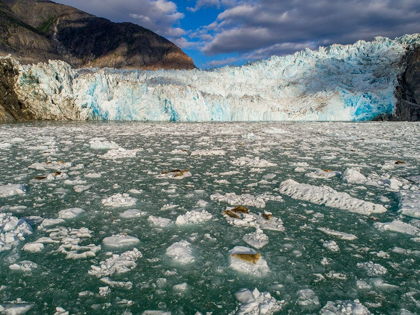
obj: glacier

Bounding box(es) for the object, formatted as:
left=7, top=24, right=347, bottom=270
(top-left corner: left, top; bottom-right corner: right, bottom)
left=10, top=34, right=420, bottom=121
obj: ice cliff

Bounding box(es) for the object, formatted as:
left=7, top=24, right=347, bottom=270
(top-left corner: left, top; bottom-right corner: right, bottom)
left=3, top=34, right=420, bottom=121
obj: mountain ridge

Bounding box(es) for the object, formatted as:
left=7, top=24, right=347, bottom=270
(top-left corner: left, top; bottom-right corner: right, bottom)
left=0, top=0, right=195, bottom=70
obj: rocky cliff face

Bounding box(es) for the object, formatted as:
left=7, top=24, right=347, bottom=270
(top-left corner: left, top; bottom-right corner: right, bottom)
left=0, top=58, right=34, bottom=122
left=0, top=0, right=195, bottom=70
left=394, top=46, right=420, bottom=121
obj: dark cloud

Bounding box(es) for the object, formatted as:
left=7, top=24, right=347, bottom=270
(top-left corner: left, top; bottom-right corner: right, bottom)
left=200, top=0, right=420, bottom=58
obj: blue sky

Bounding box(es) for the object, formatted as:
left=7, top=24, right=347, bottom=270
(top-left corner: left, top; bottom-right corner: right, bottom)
left=55, top=0, right=420, bottom=69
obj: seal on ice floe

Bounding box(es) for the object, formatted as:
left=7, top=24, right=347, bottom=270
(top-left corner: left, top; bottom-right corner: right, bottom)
left=230, top=252, right=262, bottom=264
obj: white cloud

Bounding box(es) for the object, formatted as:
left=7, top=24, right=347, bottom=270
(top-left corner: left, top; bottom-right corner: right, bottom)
left=200, top=0, right=420, bottom=57
left=55, top=0, right=186, bottom=38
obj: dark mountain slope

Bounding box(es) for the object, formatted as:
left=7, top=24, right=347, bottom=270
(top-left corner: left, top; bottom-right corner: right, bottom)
left=0, top=0, right=195, bottom=70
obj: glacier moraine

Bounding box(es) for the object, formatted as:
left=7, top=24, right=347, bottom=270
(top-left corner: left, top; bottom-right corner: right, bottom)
left=0, top=121, right=420, bottom=314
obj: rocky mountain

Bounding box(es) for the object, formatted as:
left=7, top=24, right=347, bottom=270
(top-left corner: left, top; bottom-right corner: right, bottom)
left=0, top=0, right=195, bottom=70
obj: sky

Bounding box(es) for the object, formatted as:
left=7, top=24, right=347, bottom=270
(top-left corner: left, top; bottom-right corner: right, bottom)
left=54, top=0, right=420, bottom=69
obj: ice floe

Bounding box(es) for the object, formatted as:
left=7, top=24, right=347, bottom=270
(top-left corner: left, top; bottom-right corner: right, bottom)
left=0, top=299, right=34, bottom=315
left=102, top=234, right=140, bottom=249
left=119, top=209, right=146, bottom=218
left=175, top=209, right=212, bottom=225
left=89, top=248, right=142, bottom=277
left=100, top=277, right=133, bottom=290
left=231, top=157, right=277, bottom=168
left=0, top=184, right=26, bottom=198
left=58, top=208, right=85, bottom=219
left=278, top=179, right=386, bottom=215
left=22, top=242, right=44, bottom=253
left=296, top=289, right=320, bottom=308
left=0, top=214, right=32, bottom=252
left=317, top=228, right=357, bottom=241
left=166, top=240, right=195, bottom=264
left=229, top=246, right=269, bottom=277
left=399, top=191, right=420, bottom=218
left=148, top=216, right=173, bottom=227
left=222, top=207, right=285, bottom=232
left=357, top=262, right=387, bottom=276
left=211, top=192, right=283, bottom=208
left=306, top=169, right=341, bottom=179
left=342, top=168, right=368, bottom=184
left=101, top=193, right=137, bottom=207
left=101, top=147, right=140, bottom=159
left=235, top=288, right=284, bottom=314
left=89, top=138, right=119, bottom=150
left=191, top=149, right=226, bottom=156
left=9, top=261, right=38, bottom=272
left=374, top=220, right=420, bottom=236
left=242, top=229, right=269, bottom=249
left=320, top=300, right=371, bottom=314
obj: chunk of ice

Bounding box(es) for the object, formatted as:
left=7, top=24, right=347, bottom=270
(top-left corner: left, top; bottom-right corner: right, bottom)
left=279, top=179, right=386, bottom=215
left=166, top=240, right=195, bottom=265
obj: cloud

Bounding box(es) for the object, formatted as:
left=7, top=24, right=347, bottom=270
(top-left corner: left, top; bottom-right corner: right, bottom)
left=187, top=0, right=238, bottom=12
left=54, top=0, right=186, bottom=38
left=201, top=0, right=420, bottom=57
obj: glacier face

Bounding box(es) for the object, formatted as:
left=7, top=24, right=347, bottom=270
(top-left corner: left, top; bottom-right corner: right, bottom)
left=14, top=34, right=420, bottom=121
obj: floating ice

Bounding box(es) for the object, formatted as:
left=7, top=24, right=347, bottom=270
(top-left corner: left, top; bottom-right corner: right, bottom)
left=235, top=288, right=284, bottom=314
left=101, top=148, right=140, bottom=159
left=84, top=172, right=102, bottom=178
left=29, top=161, right=71, bottom=171
left=296, top=289, right=320, bottom=308
left=279, top=179, right=386, bottom=215
left=58, top=208, right=85, bottom=219
left=0, top=299, right=34, bottom=315
left=101, top=193, right=137, bottom=207
left=22, top=242, right=44, bottom=253
left=306, top=169, right=341, bottom=179
left=142, top=311, right=171, bottom=315
left=119, top=209, right=146, bottom=218
left=320, top=300, right=371, bottom=314
left=223, top=208, right=285, bottom=232
left=39, top=219, right=65, bottom=229
left=317, top=228, right=357, bottom=241
left=0, top=184, right=26, bottom=198
left=243, top=229, right=269, bottom=249
left=0, top=214, right=32, bottom=252
left=173, top=282, right=188, bottom=292
left=9, top=261, right=38, bottom=272
left=231, top=157, right=276, bottom=168
left=228, top=246, right=270, bottom=277
left=342, top=168, right=367, bottom=184
left=166, top=240, right=195, bottom=264
left=399, top=191, right=420, bottom=218
left=89, top=138, right=119, bottom=149
left=191, top=149, right=226, bottom=156
left=100, top=277, right=133, bottom=290
left=59, top=243, right=101, bottom=260
left=89, top=248, right=142, bottom=277
left=175, top=209, right=212, bottom=225
left=148, top=216, right=173, bottom=227
left=102, top=234, right=140, bottom=249
left=323, top=240, right=340, bottom=252
left=211, top=192, right=283, bottom=208
left=374, top=220, right=420, bottom=236
left=357, top=262, right=387, bottom=276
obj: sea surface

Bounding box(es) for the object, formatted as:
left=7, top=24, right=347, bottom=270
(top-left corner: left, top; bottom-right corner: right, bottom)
left=0, top=122, right=419, bottom=314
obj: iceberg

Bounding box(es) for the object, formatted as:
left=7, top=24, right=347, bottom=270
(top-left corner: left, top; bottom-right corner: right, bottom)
left=8, top=34, right=420, bottom=121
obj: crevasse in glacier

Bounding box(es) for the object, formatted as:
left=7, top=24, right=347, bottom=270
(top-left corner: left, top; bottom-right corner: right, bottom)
left=15, top=34, right=420, bottom=121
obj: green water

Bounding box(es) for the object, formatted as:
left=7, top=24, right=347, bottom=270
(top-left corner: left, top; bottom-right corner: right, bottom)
left=0, top=122, right=419, bottom=314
